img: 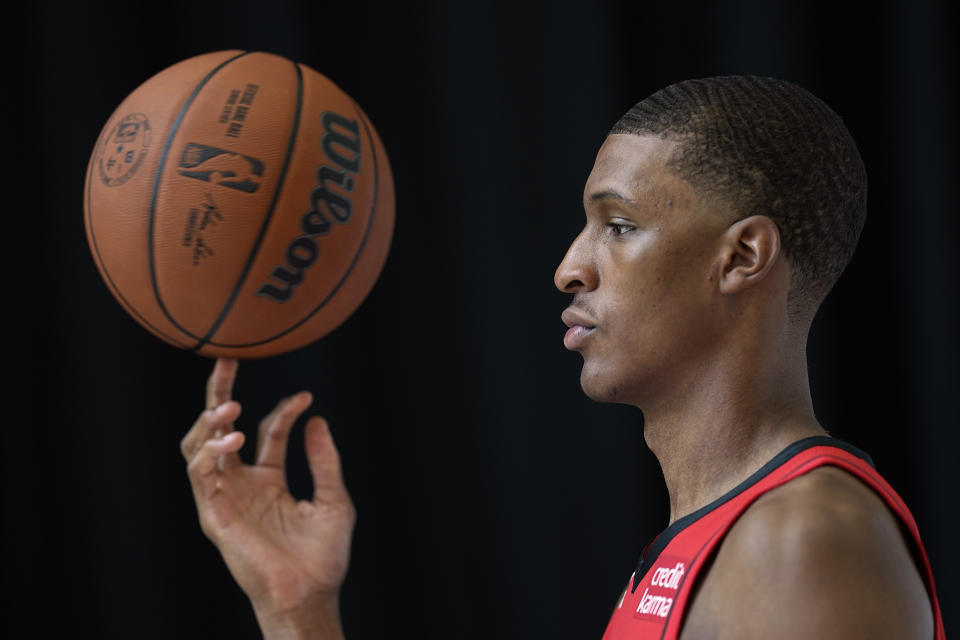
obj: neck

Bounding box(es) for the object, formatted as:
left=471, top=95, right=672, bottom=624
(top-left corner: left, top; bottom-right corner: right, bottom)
left=641, top=324, right=826, bottom=525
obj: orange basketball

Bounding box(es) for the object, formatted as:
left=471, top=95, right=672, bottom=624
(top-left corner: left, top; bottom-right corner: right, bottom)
left=84, top=50, right=395, bottom=359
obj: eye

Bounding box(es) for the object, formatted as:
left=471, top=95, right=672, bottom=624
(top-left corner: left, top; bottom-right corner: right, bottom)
left=607, top=222, right=634, bottom=236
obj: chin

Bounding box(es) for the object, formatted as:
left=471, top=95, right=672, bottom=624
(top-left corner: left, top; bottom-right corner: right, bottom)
left=579, top=366, right=629, bottom=404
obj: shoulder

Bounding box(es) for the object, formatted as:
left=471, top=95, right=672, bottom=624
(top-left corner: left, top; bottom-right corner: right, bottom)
left=729, top=465, right=905, bottom=564
left=679, top=466, right=933, bottom=640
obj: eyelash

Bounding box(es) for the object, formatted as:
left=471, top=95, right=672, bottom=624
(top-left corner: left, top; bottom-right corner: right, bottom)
left=607, top=223, right=634, bottom=236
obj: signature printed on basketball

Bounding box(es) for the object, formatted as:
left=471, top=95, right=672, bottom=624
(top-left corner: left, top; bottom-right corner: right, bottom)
left=182, top=192, right=224, bottom=266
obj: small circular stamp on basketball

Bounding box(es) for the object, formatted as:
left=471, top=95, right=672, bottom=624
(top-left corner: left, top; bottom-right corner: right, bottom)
left=97, top=112, right=151, bottom=187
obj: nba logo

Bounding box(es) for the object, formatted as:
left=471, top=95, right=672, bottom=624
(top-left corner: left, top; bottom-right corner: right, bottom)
left=177, top=142, right=265, bottom=194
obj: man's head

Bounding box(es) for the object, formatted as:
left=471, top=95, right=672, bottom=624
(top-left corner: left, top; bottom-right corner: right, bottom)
left=610, top=75, right=867, bottom=318
left=555, top=76, right=866, bottom=406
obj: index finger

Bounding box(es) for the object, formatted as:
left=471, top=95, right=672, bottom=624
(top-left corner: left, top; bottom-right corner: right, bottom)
left=206, top=358, right=239, bottom=410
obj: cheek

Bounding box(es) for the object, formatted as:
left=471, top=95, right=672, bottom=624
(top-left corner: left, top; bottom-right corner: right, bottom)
left=601, top=289, right=670, bottom=368
left=606, top=257, right=673, bottom=320
left=605, top=254, right=715, bottom=353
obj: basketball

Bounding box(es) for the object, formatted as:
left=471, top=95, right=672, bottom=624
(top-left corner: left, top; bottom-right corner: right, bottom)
left=84, top=50, right=395, bottom=359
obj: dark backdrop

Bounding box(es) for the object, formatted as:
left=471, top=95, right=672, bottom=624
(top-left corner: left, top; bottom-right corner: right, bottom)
left=5, top=0, right=956, bottom=637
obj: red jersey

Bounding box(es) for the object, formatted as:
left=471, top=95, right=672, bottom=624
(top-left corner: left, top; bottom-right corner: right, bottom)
left=601, top=436, right=945, bottom=639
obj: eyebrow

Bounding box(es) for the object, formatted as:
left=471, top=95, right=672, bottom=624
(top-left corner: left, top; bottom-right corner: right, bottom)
left=587, top=189, right=642, bottom=210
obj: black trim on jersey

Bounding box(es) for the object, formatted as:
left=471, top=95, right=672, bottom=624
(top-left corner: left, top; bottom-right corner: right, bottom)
left=631, top=436, right=873, bottom=592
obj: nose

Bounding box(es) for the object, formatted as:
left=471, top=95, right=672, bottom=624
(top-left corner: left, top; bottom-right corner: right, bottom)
left=554, top=229, right=598, bottom=293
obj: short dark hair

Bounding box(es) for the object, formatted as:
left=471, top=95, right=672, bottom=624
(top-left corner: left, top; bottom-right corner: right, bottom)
left=610, top=75, right=867, bottom=317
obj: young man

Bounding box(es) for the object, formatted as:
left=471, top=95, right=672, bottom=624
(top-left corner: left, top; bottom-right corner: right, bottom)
left=181, top=76, right=945, bottom=639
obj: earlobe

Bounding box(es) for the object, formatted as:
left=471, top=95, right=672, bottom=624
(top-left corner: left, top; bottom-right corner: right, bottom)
left=718, top=216, right=781, bottom=295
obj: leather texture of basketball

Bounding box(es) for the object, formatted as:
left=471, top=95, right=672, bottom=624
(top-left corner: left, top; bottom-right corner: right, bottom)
left=84, top=50, right=395, bottom=359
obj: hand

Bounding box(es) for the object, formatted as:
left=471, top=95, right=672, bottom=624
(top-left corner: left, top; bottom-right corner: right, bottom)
left=181, top=359, right=355, bottom=639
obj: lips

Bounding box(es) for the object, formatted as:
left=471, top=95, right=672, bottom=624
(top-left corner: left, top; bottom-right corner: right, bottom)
left=563, top=325, right=596, bottom=349
left=561, top=307, right=596, bottom=350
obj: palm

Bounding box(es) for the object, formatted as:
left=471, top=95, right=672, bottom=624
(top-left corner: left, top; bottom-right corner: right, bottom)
left=209, top=463, right=353, bottom=607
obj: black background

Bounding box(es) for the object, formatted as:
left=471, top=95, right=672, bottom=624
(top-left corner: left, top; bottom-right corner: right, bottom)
left=5, top=0, right=957, bottom=637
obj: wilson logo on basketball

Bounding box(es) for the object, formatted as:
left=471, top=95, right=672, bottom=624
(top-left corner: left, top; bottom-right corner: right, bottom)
left=256, top=111, right=361, bottom=302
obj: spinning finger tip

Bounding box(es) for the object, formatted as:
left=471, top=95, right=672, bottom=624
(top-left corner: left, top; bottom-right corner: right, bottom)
left=216, top=358, right=239, bottom=372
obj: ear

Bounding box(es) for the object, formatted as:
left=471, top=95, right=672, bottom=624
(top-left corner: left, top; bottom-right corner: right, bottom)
left=717, top=215, right=782, bottom=295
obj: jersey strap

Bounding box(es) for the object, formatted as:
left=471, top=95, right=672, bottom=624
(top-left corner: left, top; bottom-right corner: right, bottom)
left=601, top=436, right=945, bottom=640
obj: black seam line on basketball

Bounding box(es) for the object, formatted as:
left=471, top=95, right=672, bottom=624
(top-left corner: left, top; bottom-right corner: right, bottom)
left=191, top=60, right=304, bottom=353
left=85, top=106, right=192, bottom=349
left=204, top=93, right=381, bottom=348
left=147, top=51, right=250, bottom=343
left=630, top=436, right=873, bottom=592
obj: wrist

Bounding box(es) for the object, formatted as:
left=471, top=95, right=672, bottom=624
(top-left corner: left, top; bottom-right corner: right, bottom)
left=254, top=595, right=345, bottom=640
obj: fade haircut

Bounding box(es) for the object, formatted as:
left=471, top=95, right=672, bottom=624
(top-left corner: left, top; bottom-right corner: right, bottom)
left=611, top=76, right=867, bottom=318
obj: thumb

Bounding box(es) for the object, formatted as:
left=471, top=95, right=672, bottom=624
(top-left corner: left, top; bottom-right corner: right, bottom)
left=304, top=416, right=350, bottom=504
